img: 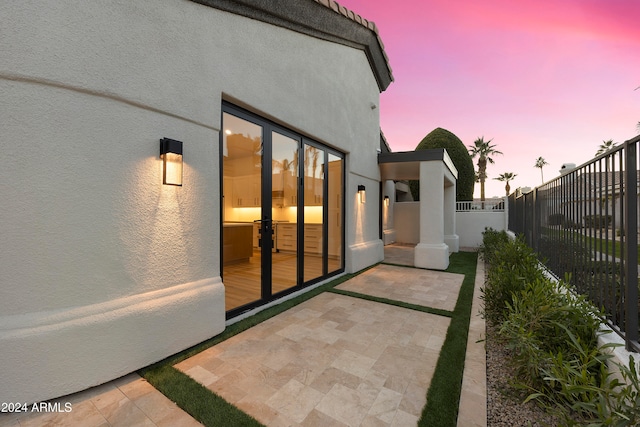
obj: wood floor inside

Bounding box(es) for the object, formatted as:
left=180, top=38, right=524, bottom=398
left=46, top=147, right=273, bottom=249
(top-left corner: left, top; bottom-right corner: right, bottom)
left=224, top=250, right=341, bottom=311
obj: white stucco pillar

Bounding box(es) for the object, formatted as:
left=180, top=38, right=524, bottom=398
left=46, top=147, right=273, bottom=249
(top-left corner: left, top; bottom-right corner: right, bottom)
left=415, top=161, right=450, bottom=270
left=382, top=179, right=396, bottom=245
left=443, top=182, right=459, bottom=253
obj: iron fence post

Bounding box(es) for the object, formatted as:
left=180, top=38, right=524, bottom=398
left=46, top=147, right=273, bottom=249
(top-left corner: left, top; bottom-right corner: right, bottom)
left=624, top=140, right=638, bottom=349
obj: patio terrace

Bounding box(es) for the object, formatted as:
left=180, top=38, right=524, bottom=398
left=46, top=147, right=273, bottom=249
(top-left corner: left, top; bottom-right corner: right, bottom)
left=0, top=246, right=486, bottom=427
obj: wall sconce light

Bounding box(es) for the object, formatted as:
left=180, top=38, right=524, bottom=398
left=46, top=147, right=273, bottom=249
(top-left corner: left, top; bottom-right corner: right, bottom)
left=358, top=184, right=366, bottom=204
left=384, top=195, right=390, bottom=207
left=160, top=138, right=183, bottom=186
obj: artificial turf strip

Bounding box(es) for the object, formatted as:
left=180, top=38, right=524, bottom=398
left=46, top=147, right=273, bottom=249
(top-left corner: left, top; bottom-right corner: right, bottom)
left=328, top=288, right=453, bottom=318
left=141, top=364, right=264, bottom=427
left=418, top=251, right=478, bottom=427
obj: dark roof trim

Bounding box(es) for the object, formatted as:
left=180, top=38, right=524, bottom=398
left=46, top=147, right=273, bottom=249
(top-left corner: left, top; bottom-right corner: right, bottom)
left=378, top=149, right=458, bottom=180
left=379, top=130, right=392, bottom=154
left=378, top=149, right=448, bottom=164
left=190, top=0, right=393, bottom=91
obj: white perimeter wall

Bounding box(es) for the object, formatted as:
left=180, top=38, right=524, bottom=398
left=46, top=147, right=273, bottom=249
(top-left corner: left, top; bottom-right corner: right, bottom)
left=0, top=0, right=382, bottom=403
left=394, top=202, right=508, bottom=249
left=457, top=211, right=507, bottom=248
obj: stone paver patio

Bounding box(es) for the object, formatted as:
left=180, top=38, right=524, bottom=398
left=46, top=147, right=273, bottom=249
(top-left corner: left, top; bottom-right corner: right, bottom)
left=175, top=291, right=451, bottom=426
left=336, top=263, right=463, bottom=312
left=0, top=246, right=487, bottom=427
left=0, top=373, right=200, bottom=427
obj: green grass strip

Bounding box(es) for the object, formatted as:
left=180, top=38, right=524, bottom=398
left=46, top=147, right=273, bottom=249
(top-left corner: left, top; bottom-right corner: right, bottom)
left=418, top=251, right=478, bottom=427
left=328, top=288, right=453, bottom=318
left=142, top=364, right=263, bottom=426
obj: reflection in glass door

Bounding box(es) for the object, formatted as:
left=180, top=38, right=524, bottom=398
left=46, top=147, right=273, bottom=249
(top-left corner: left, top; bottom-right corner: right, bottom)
left=222, top=112, right=263, bottom=311
left=303, top=144, right=324, bottom=282
left=327, top=153, right=343, bottom=273
left=271, top=131, right=299, bottom=296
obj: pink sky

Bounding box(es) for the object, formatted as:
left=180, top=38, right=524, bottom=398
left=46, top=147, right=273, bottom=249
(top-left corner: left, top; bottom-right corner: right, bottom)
left=337, top=0, right=640, bottom=198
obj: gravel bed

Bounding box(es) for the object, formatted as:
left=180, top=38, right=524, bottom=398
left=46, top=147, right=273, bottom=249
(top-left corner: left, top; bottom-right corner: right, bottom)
left=485, top=322, right=562, bottom=427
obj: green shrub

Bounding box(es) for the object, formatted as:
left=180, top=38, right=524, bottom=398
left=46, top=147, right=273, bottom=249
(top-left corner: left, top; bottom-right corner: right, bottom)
left=477, top=227, right=509, bottom=266
left=499, top=279, right=602, bottom=389
left=584, top=215, right=612, bottom=229
left=526, top=336, right=640, bottom=426
left=484, top=235, right=640, bottom=425
left=548, top=213, right=565, bottom=226
left=480, top=233, right=545, bottom=324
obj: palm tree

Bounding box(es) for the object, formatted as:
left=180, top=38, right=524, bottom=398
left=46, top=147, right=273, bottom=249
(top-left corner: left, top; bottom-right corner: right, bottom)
left=494, top=172, right=517, bottom=196
left=595, top=139, right=616, bottom=157
left=534, top=157, right=548, bottom=184
left=468, top=137, right=502, bottom=204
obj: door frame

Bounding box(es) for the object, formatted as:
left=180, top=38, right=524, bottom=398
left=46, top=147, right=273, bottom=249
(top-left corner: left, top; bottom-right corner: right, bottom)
left=221, top=102, right=345, bottom=319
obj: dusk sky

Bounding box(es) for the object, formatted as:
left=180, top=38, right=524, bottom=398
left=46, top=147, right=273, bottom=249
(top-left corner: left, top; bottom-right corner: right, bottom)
left=337, top=0, right=640, bottom=198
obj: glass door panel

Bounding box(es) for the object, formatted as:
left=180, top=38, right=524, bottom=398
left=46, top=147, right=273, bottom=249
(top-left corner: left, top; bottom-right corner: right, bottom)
left=303, top=144, right=324, bottom=282
left=327, top=154, right=343, bottom=273
left=222, top=104, right=345, bottom=317
left=271, top=131, right=299, bottom=295
left=222, top=112, right=263, bottom=311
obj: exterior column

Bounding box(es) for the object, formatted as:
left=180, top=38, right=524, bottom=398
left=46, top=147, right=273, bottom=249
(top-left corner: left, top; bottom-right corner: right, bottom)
left=443, top=182, right=459, bottom=252
left=382, top=180, right=396, bottom=245
left=415, top=161, right=449, bottom=270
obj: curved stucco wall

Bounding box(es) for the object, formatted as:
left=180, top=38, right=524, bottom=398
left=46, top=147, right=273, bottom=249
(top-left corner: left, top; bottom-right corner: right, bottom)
left=1, top=0, right=382, bottom=403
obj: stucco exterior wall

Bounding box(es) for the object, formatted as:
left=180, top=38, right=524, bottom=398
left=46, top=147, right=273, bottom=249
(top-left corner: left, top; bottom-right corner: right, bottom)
left=1, top=0, right=381, bottom=403
left=456, top=211, right=508, bottom=248
left=394, top=202, right=421, bottom=244
left=346, top=174, right=384, bottom=273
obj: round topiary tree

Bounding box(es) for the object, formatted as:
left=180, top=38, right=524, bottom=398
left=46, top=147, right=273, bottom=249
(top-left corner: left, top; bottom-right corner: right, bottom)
left=409, top=127, right=475, bottom=201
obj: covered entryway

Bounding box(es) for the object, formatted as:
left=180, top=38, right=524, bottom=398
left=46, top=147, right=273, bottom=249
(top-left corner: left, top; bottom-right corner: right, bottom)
left=378, top=149, right=459, bottom=270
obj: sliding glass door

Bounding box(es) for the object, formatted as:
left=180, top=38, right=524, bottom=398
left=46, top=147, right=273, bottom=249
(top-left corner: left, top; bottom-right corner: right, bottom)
left=221, top=103, right=344, bottom=316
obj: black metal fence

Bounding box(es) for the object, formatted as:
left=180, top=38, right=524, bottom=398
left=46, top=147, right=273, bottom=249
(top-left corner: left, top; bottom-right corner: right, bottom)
left=509, top=135, right=640, bottom=351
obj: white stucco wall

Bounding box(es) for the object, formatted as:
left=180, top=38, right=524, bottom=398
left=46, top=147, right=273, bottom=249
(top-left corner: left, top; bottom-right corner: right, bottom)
left=456, top=211, right=508, bottom=248
left=346, top=174, right=384, bottom=273
left=382, top=180, right=396, bottom=245
left=1, top=0, right=382, bottom=403
left=394, top=202, right=421, bottom=244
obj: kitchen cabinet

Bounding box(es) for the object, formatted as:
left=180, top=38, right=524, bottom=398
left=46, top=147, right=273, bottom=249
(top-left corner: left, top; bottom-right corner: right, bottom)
left=283, top=172, right=298, bottom=206
left=232, top=174, right=261, bottom=207
left=304, top=176, right=323, bottom=206
left=275, top=223, right=323, bottom=254
left=304, top=224, right=322, bottom=254
left=276, top=223, right=297, bottom=252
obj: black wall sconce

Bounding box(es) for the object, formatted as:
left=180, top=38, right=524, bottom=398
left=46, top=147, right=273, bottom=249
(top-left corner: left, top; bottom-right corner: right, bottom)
left=384, top=195, right=390, bottom=207
left=160, top=138, right=183, bottom=186
left=358, top=184, right=366, bottom=204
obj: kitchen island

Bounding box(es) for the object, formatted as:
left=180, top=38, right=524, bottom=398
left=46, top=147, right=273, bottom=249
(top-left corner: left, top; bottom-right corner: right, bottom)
left=223, top=222, right=253, bottom=264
